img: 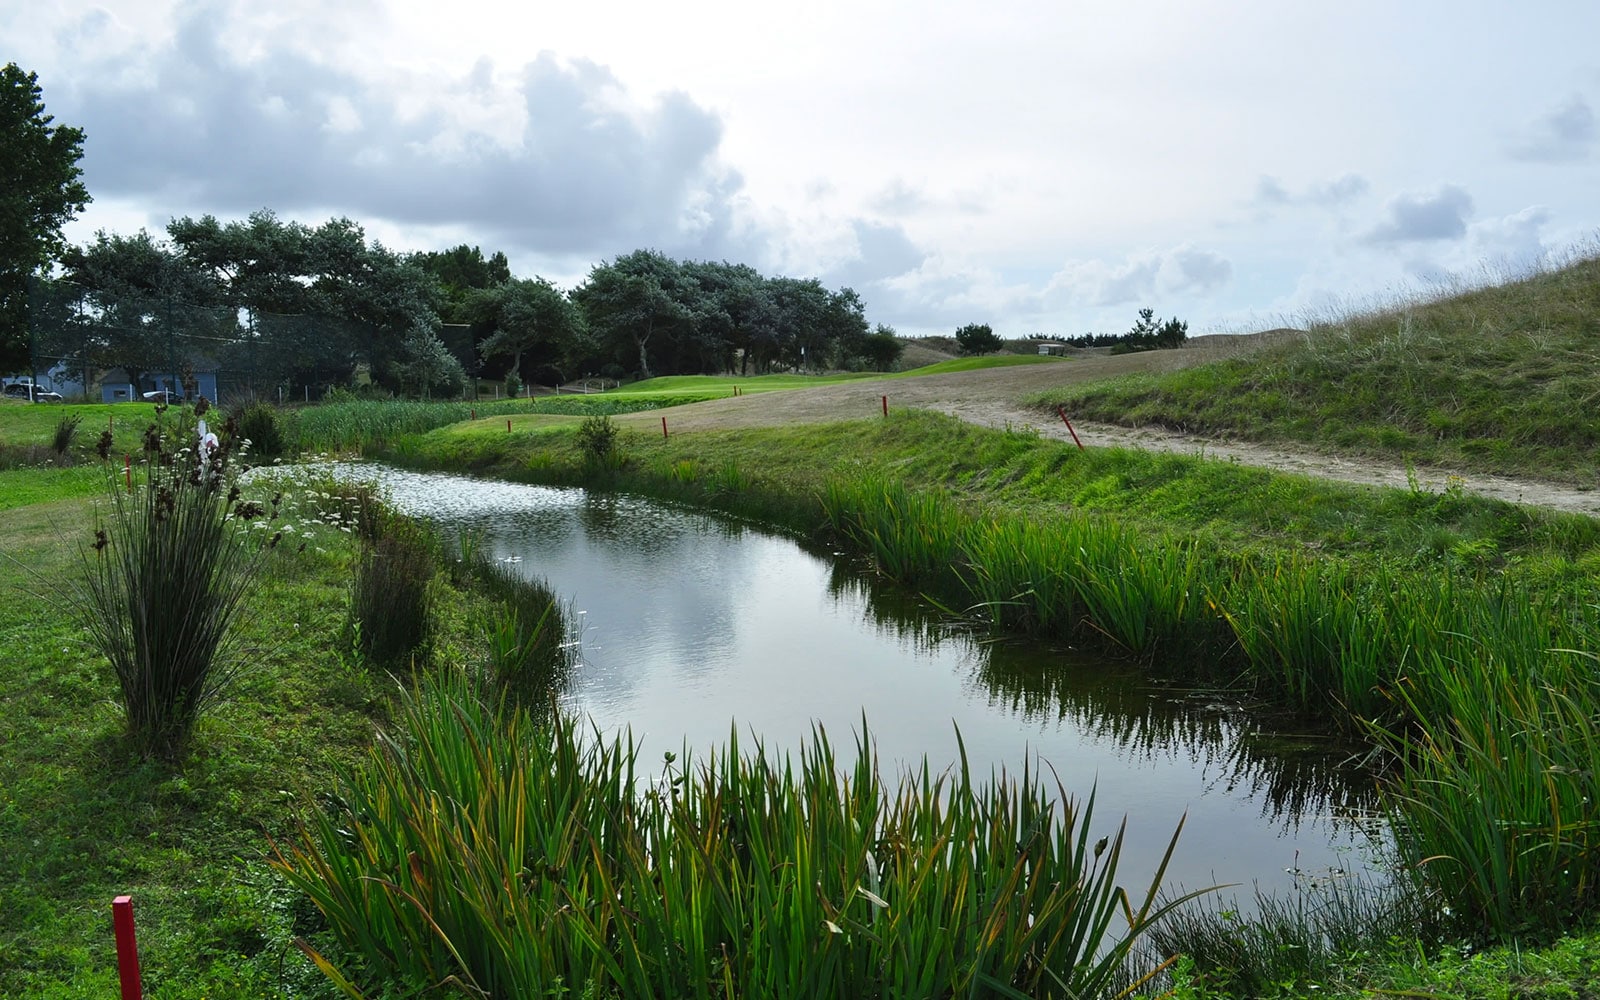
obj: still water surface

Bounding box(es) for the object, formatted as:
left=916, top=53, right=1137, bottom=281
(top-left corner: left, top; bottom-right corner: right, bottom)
left=336, top=464, right=1385, bottom=901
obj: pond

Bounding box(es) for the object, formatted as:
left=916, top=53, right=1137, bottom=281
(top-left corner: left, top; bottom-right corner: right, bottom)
left=324, top=464, right=1387, bottom=903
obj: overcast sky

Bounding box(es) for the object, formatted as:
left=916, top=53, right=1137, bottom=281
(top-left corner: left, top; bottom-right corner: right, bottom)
left=7, top=0, right=1599, bottom=337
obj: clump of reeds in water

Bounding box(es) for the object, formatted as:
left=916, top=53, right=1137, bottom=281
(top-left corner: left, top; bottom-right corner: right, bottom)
left=275, top=669, right=1203, bottom=999
left=457, top=535, right=575, bottom=710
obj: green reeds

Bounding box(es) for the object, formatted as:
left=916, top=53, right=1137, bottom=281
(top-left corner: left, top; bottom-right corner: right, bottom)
left=817, top=471, right=1600, bottom=941
left=51, top=412, right=80, bottom=456
left=468, top=556, right=575, bottom=708
left=348, top=514, right=437, bottom=669
left=276, top=670, right=1202, bottom=999
left=1374, top=650, right=1600, bottom=940
left=64, top=410, right=275, bottom=759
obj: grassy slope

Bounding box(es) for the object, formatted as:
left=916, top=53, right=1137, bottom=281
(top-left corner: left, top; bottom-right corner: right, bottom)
left=0, top=477, right=387, bottom=998
left=1030, top=253, right=1600, bottom=486
left=396, top=409, right=1600, bottom=587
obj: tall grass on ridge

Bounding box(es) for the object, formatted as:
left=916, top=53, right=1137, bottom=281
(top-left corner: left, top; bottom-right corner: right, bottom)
left=276, top=669, right=1204, bottom=999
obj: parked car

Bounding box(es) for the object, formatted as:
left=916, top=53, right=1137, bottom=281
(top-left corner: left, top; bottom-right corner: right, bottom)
left=3, top=383, right=62, bottom=402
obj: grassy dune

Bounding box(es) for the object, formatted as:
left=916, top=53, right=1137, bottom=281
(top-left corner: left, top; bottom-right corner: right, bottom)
left=1031, top=250, right=1600, bottom=485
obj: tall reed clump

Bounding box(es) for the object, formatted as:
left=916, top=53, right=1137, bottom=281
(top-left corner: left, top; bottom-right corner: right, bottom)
left=276, top=669, right=1203, bottom=999
left=65, top=409, right=277, bottom=760
left=1373, top=646, right=1600, bottom=941
left=51, top=413, right=80, bottom=456
left=348, top=511, right=437, bottom=670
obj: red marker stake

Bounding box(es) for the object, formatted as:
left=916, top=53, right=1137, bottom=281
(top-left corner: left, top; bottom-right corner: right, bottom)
left=112, top=896, right=143, bottom=1000
left=470, top=408, right=476, bottom=420
left=661, top=416, right=669, bottom=439
left=1056, top=406, right=1085, bottom=450
left=881, top=395, right=888, bottom=417
left=507, top=420, right=512, bottom=433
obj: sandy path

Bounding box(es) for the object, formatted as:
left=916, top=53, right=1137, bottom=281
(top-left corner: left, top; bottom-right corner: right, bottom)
left=618, top=337, right=1600, bottom=517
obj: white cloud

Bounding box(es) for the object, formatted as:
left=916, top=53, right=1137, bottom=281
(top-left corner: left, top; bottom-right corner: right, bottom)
left=1363, top=186, right=1474, bottom=244
left=1047, top=245, right=1233, bottom=308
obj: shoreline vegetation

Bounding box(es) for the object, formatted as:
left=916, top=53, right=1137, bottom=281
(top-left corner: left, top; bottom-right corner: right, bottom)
left=3, top=255, right=1599, bottom=997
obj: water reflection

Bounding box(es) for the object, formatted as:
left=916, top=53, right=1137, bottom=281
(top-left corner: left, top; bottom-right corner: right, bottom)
left=290, top=463, right=1385, bottom=895
left=827, top=569, right=1377, bottom=829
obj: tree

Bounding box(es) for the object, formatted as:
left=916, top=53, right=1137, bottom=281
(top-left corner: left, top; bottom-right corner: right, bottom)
left=572, top=250, right=693, bottom=379
left=954, top=322, right=1002, bottom=356
left=1110, top=308, right=1188, bottom=354
left=470, top=277, right=588, bottom=387
left=851, top=323, right=905, bottom=371
left=413, top=244, right=512, bottom=323
left=1, top=64, right=90, bottom=373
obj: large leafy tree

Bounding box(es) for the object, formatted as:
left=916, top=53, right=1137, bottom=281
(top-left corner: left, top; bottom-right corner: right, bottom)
left=413, top=244, right=512, bottom=323
left=469, top=277, right=587, bottom=387
left=58, top=230, right=224, bottom=385
left=1, top=63, right=90, bottom=374
left=573, top=250, right=694, bottom=379
left=955, top=322, right=1002, bottom=356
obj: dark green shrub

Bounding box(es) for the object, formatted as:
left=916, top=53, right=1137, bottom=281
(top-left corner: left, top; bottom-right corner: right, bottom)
left=233, top=402, right=284, bottom=459
left=349, top=516, right=437, bottom=669
left=66, top=411, right=275, bottom=760
left=575, top=414, right=620, bottom=465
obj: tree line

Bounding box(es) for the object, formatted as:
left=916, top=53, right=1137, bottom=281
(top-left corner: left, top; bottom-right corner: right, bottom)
left=29, top=212, right=903, bottom=399
left=4, top=61, right=901, bottom=398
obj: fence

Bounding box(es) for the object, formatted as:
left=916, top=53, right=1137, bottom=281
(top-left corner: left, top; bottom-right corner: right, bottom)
left=21, top=278, right=433, bottom=405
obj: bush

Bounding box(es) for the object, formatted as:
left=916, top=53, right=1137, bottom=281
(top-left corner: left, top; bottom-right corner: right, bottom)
left=575, top=414, right=621, bottom=465
left=65, top=410, right=275, bottom=760
left=233, top=402, right=284, bottom=459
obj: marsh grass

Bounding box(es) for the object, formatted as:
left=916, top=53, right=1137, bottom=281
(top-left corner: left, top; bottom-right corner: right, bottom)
left=51, top=413, right=80, bottom=456
left=1146, top=876, right=1425, bottom=998
left=282, top=395, right=686, bottom=455
left=464, top=553, right=575, bottom=708
left=63, top=409, right=276, bottom=760
left=276, top=669, right=1205, bottom=999
left=1374, top=656, right=1600, bottom=941
left=348, top=514, right=437, bottom=670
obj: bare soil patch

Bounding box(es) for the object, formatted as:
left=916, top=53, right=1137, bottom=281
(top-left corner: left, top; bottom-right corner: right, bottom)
left=621, top=336, right=1600, bottom=516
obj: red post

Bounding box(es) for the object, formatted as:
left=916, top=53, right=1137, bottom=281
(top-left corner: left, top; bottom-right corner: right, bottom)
left=112, top=896, right=143, bottom=1000
left=881, top=395, right=888, bottom=417
left=1056, top=406, right=1085, bottom=450
left=470, top=408, right=476, bottom=420
left=661, top=416, right=669, bottom=439
left=506, top=419, right=512, bottom=433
